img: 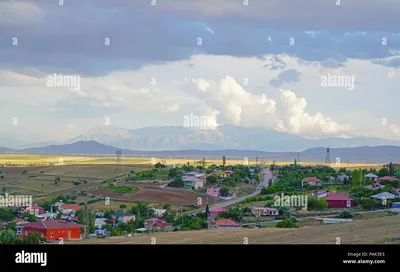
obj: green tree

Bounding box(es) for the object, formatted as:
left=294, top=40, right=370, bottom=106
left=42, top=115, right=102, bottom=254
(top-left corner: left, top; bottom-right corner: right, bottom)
left=205, top=204, right=210, bottom=218
left=25, top=232, right=40, bottom=244
left=220, top=187, right=229, bottom=197
left=378, top=168, right=389, bottom=177
left=206, top=175, right=218, bottom=184
left=23, top=212, right=37, bottom=222
left=120, top=204, right=127, bottom=209
left=351, top=169, right=362, bottom=186
left=222, top=156, right=226, bottom=166
left=0, top=229, right=16, bottom=244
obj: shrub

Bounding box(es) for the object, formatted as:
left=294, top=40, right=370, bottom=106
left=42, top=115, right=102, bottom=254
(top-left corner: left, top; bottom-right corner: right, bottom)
left=339, top=210, right=352, bottom=218
left=275, top=219, right=299, bottom=228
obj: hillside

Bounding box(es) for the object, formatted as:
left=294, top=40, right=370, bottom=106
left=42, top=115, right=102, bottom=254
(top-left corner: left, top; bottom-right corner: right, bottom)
left=67, top=215, right=400, bottom=244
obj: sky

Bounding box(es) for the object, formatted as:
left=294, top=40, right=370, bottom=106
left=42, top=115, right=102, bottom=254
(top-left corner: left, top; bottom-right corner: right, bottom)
left=1, top=0, right=400, bottom=144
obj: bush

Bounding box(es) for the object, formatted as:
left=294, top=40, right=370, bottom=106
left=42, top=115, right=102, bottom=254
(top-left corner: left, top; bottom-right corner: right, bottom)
left=40, top=171, right=44, bottom=173
left=120, top=204, right=127, bottom=209
left=339, top=210, right=352, bottom=218
left=275, top=219, right=299, bottom=228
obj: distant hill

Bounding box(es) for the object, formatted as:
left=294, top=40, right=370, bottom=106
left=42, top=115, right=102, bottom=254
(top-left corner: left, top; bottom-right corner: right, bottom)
left=1, top=141, right=400, bottom=163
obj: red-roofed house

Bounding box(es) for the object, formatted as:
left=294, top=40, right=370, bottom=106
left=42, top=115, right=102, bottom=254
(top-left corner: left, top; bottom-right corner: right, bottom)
left=23, top=205, right=45, bottom=217
left=224, top=170, right=234, bottom=176
left=144, top=218, right=172, bottom=232
left=59, top=204, right=83, bottom=214
left=16, top=220, right=86, bottom=240
left=377, top=176, right=399, bottom=182
left=302, top=177, right=323, bottom=187
left=208, top=219, right=241, bottom=229
left=323, top=193, right=354, bottom=208
left=209, top=208, right=227, bottom=218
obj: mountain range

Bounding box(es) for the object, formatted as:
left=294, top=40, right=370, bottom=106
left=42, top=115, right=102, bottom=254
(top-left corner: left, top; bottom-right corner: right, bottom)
left=65, top=125, right=400, bottom=152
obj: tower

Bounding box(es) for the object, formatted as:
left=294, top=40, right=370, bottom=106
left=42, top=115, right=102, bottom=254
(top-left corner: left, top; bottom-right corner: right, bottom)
left=116, top=149, right=122, bottom=170
left=325, top=147, right=330, bottom=165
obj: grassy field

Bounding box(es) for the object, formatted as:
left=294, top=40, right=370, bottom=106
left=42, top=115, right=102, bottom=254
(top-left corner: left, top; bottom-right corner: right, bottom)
left=0, top=154, right=382, bottom=170
left=66, top=215, right=400, bottom=244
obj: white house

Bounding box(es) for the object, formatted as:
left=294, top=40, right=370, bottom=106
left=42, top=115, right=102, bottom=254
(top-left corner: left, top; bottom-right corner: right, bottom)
left=152, top=209, right=166, bottom=217
left=365, top=173, right=378, bottom=182
left=312, top=190, right=330, bottom=199
left=95, top=218, right=107, bottom=229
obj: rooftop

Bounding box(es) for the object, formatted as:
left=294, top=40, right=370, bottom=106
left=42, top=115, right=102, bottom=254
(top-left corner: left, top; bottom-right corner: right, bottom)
left=302, top=177, right=322, bottom=182
left=22, top=220, right=86, bottom=230
left=324, top=192, right=353, bottom=201
left=215, top=219, right=241, bottom=227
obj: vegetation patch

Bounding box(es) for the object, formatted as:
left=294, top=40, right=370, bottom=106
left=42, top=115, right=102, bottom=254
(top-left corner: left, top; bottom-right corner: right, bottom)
left=104, top=184, right=139, bottom=194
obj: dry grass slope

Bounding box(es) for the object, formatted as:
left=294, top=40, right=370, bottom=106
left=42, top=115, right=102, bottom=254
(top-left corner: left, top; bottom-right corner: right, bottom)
left=68, top=215, right=400, bottom=244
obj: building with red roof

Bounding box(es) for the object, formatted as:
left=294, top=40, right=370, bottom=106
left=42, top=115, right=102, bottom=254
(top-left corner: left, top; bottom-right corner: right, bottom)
left=144, top=218, right=172, bottom=232
left=23, top=204, right=45, bottom=217
left=209, top=208, right=227, bottom=218
left=323, top=192, right=354, bottom=208
left=377, top=176, right=398, bottom=182
left=301, top=177, right=323, bottom=187
left=208, top=219, right=241, bottom=229
left=16, top=220, right=86, bottom=240
left=59, top=203, right=83, bottom=214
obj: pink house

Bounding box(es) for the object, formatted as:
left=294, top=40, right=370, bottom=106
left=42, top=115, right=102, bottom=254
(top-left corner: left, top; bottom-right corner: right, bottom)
left=224, top=170, right=234, bottom=176
left=209, top=208, right=227, bottom=218
left=207, top=187, right=220, bottom=197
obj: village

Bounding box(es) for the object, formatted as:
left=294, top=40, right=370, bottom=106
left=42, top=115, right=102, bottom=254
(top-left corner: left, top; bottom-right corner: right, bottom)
left=1, top=160, right=400, bottom=244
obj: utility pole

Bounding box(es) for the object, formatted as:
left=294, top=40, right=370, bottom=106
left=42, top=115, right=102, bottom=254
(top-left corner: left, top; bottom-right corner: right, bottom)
left=325, top=147, right=330, bottom=165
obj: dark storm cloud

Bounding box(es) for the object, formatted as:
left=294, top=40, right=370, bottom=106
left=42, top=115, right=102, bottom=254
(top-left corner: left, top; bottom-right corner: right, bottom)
left=0, top=0, right=399, bottom=76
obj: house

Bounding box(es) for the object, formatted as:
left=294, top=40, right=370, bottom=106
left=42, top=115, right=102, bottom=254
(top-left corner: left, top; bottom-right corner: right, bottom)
left=338, top=174, right=349, bottom=182
left=224, top=170, right=234, bottom=176
left=24, top=205, right=45, bottom=217
left=302, top=177, right=323, bottom=187
left=95, top=218, right=107, bottom=229
left=95, top=211, right=105, bottom=217
left=152, top=209, right=166, bottom=217
left=208, top=208, right=227, bottom=218
left=185, top=171, right=205, bottom=178
left=1, top=218, right=29, bottom=228
left=144, top=218, right=172, bottom=231
left=312, top=190, right=329, bottom=199
left=366, top=183, right=385, bottom=190
left=206, top=187, right=220, bottom=197
left=323, top=192, right=354, bottom=208
left=365, top=173, right=378, bottom=181
left=371, top=192, right=397, bottom=200
left=377, top=176, right=399, bottom=182
left=115, top=210, right=136, bottom=223
left=393, top=188, right=400, bottom=196
left=37, top=206, right=58, bottom=220
left=59, top=204, right=83, bottom=214
left=327, top=176, right=336, bottom=183
left=16, top=220, right=86, bottom=241
left=208, top=219, right=241, bottom=229
left=251, top=207, right=279, bottom=217
left=183, top=177, right=203, bottom=189
left=198, top=175, right=207, bottom=186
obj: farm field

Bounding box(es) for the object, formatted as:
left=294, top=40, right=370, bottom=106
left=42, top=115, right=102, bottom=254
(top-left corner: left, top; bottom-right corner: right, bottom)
left=67, top=215, right=400, bottom=244
left=89, top=182, right=211, bottom=206
left=0, top=154, right=382, bottom=170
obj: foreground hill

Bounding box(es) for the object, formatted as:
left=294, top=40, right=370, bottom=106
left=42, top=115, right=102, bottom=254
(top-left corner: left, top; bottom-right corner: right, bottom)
left=68, top=215, right=400, bottom=244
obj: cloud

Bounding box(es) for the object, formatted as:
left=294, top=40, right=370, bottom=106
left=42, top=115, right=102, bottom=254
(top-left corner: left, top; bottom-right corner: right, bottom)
left=0, top=1, right=42, bottom=26
left=270, top=69, right=301, bottom=87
